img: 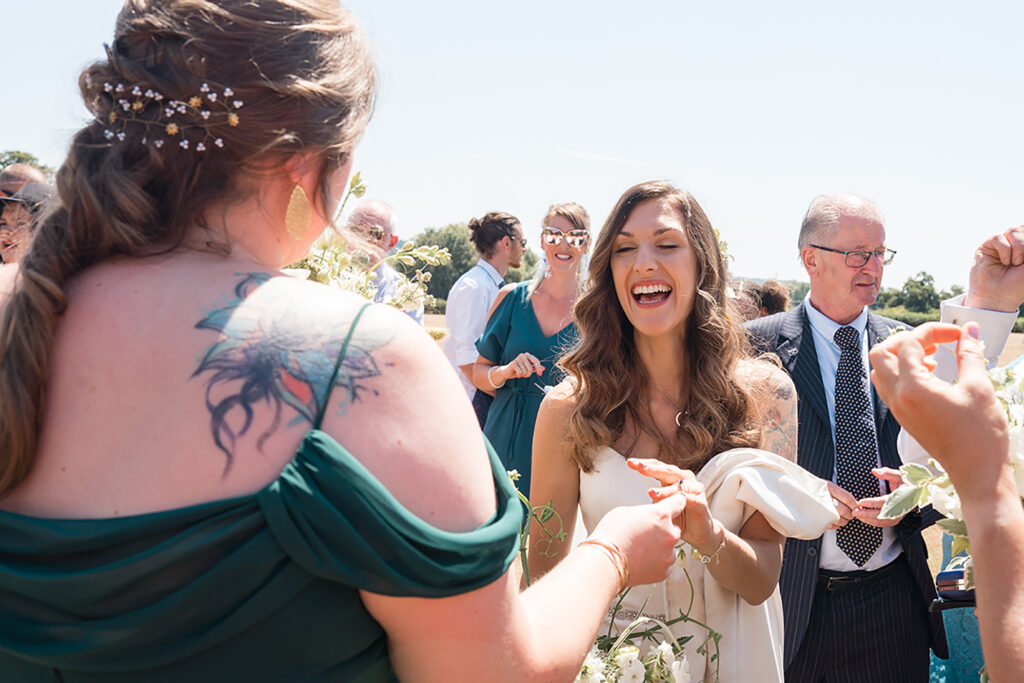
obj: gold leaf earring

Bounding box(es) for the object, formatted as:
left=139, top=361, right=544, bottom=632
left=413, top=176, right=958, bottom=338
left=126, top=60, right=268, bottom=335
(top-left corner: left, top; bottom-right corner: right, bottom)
left=285, top=185, right=312, bottom=241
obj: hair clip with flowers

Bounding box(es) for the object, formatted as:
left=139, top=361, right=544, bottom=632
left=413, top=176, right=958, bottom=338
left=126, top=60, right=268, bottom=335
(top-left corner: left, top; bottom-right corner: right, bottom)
left=100, top=81, right=244, bottom=152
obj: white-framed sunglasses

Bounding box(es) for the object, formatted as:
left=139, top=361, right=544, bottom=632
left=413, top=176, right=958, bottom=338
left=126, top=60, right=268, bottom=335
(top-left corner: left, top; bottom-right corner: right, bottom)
left=541, top=227, right=589, bottom=248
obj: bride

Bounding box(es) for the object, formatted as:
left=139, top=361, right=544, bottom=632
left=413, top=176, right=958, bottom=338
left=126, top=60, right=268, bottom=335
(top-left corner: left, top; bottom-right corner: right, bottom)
left=528, top=181, right=838, bottom=681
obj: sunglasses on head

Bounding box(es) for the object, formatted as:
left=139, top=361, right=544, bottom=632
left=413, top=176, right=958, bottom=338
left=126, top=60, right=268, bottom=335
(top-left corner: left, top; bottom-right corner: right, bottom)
left=541, top=227, right=588, bottom=248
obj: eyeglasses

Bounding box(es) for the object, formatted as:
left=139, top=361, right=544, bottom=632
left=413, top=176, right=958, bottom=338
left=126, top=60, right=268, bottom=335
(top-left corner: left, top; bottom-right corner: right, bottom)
left=541, top=227, right=589, bottom=248
left=810, top=244, right=896, bottom=268
left=507, top=232, right=527, bottom=248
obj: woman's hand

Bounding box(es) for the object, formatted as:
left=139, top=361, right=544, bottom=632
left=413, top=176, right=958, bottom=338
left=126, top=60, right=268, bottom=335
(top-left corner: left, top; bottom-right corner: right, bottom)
left=589, top=492, right=687, bottom=587
left=627, top=458, right=721, bottom=554
left=498, top=352, right=545, bottom=382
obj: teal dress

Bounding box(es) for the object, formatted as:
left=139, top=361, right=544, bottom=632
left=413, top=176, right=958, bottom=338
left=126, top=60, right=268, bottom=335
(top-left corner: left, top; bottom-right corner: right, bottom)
left=0, top=310, right=522, bottom=682
left=476, top=282, right=578, bottom=500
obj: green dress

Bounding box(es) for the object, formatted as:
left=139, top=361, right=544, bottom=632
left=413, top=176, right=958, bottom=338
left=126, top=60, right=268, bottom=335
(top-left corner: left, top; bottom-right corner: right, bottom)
left=476, top=282, right=578, bottom=500
left=0, top=311, right=522, bottom=682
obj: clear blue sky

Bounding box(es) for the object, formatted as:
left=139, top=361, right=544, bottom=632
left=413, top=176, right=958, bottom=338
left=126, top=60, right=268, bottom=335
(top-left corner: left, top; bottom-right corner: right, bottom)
left=3, top=1, right=1022, bottom=291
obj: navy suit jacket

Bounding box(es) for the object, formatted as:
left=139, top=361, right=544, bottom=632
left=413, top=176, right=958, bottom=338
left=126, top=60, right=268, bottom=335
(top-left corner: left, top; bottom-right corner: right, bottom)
left=745, top=303, right=947, bottom=666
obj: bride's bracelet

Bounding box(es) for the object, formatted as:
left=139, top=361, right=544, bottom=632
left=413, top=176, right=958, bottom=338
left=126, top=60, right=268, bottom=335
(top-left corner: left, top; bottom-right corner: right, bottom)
left=487, top=365, right=506, bottom=389
left=579, top=538, right=630, bottom=593
left=693, top=531, right=727, bottom=566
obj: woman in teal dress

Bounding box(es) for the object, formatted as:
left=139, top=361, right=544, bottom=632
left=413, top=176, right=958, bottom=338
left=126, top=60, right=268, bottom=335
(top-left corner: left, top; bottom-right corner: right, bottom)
left=473, top=203, right=590, bottom=499
left=0, top=3, right=691, bottom=681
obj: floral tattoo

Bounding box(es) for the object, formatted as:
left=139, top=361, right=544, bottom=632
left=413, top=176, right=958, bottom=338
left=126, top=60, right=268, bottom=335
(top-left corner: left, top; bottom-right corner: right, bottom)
left=192, top=272, right=387, bottom=468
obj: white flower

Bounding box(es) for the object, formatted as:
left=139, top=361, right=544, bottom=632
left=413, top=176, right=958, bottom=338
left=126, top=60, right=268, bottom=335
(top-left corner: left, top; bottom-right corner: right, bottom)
left=615, top=647, right=645, bottom=683
left=670, top=654, right=691, bottom=683
left=214, top=138, right=224, bottom=148
left=196, top=142, right=207, bottom=152
left=207, top=92, right=218, bottom=102
left=103, top=82, right=113, bottom=92
left=575, top=648, right=607, bottom=683
left=223, top=87, right=234, bottom=97
left=233, top=99, right=244, bottom=109
left=656, top=641, right=675, bottom=666
left=200, top=82, right=210, bottom=92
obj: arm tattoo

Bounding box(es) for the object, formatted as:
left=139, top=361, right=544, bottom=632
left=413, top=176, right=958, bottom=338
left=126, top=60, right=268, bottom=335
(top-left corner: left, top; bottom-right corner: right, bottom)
left=192, top=272, right=388, bottom=468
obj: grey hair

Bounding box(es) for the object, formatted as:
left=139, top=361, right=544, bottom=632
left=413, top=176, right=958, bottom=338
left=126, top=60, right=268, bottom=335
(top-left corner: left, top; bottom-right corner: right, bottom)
left=348, top=198, right=396, bottom=241
left=797, top=193, right=884, bottom=251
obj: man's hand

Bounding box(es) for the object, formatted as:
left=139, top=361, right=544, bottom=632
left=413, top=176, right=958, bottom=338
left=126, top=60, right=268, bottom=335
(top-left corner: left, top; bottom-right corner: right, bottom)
left=964, top=225, right=1024, bottom=312
left=854, top=468, right=906, bottom=527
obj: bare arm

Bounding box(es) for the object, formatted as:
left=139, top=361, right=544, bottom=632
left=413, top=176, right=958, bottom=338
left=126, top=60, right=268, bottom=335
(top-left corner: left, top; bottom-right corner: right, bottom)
left=332, top=305, right=685, bottom=682
left=871, top=322, right=1024, bottom=682
left=754, top=363, right=798, bottom=463
left=525, top=385, right=582, bottom=584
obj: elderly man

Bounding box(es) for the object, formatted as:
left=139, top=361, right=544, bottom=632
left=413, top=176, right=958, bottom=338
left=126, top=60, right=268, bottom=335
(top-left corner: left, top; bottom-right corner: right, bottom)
left=745, top=194, right=945, bottom=682
left=0, top=163, right=48, bottom=198
left=347, top=199, right=424, bottom=324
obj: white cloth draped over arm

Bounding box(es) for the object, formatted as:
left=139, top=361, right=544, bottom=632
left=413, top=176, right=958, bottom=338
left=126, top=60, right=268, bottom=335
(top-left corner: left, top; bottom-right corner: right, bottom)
left=695, top=448, right=839, bottom=682
left=898, top=294, right=1017, bottom=466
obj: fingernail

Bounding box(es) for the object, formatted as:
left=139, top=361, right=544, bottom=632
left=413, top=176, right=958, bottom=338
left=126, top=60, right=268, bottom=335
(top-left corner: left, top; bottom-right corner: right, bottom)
left=966, top=322, right=980, bottom=340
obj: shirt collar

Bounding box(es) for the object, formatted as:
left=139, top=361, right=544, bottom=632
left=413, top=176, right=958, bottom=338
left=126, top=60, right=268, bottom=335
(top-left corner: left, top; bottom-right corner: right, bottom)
left=476, top=259, right=504, bottom=287
left=804, top=296, right=869, bottom=345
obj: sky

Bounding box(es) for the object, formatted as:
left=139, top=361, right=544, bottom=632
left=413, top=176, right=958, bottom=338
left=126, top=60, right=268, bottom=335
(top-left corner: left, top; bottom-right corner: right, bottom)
left=2, top=0, right=1022, bottom=291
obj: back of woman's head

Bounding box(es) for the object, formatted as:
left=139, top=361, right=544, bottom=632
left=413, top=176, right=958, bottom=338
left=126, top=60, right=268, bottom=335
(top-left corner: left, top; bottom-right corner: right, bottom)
left=562, top=180, right=760, bottom=471
left=467, top=211, right=520, bottom=258
left=0, top=0, right=376, bottom=497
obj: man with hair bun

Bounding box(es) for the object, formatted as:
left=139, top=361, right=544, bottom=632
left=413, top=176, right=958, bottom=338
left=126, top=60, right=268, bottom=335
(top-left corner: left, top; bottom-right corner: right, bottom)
left=443, top=211, right=525, bottom=427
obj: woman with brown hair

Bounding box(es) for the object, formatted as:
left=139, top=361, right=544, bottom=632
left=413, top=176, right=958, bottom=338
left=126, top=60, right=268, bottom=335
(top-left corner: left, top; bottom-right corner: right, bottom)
left=0, top=4, right=688, bottom=680
left=528, top=181, right=837, bottom=681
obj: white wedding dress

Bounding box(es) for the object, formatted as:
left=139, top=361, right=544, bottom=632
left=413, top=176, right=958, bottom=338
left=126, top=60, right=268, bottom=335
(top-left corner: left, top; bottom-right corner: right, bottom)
left=579, top=447, right=838, bottom=682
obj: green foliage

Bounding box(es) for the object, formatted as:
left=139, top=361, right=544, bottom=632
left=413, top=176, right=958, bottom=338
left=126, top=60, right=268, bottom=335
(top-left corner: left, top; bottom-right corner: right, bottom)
left=1014, top=317, right=1024, bottom=334
left=425, top=298, right=446, bottom=315
left=404, top=223, right=477, bottom=298
left=900, top=271, right=940, bottom=312
left=0, top=150, right=55, bottom=179
left=780, top=280, right=809, bottom=308
left=872, top=306, right=941, bottom=327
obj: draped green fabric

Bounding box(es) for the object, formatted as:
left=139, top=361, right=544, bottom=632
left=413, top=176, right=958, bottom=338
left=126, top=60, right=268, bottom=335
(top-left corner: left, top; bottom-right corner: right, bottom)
left=0, top=432, right=522, bottom=682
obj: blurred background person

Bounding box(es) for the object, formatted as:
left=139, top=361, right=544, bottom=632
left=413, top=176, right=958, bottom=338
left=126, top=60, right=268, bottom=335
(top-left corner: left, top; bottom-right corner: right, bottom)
left=443, top=211, right=525, bottom=427
left=0, top=182, right=53, bottom=264
left=0, top=163, right=47, bottom=198
left=473, top=202, right=588, bottom=498
left=347, top=198, right=423, bottom=324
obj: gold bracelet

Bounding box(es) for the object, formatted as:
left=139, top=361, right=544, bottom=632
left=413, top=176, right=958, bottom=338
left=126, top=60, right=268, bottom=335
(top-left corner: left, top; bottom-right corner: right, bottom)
left=487, top=365, right=505, bottom=389
left=692, top=532, right=727, bottom=566
left=579, top=538, right=630, bottom=593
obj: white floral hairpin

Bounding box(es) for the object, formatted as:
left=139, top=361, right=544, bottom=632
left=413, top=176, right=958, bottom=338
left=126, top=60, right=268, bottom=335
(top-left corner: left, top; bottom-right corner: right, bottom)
left=100, top=81, right=244, bottom=152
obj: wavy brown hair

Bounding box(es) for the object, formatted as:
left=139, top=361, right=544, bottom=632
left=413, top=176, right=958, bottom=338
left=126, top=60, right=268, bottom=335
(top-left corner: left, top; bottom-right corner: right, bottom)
left=0, top=0, right=376, bottom=497
left=560, top=181, right=763, bottom=472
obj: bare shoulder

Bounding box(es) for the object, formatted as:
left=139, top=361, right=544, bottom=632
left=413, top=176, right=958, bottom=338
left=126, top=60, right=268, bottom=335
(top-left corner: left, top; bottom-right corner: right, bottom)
left=485, top=282, right=518, bottom=318
left=538, top=378, right=578, bottom=420
left=737, top=358, right=795, bottom=402
left=316, top=296, right=498, bottom=533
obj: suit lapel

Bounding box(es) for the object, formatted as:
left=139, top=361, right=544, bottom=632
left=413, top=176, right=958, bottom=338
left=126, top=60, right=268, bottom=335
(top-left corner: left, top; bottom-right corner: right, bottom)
left=866, top=313, right=892, bottom=429
left=781, top=305, right=835, bottom=480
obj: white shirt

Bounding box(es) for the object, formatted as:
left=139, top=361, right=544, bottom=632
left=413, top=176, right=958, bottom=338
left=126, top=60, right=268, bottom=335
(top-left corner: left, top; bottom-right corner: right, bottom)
left=804, top=299, right=901, bottom=571
left=899, top=294, right=1018, bottom=465
left=443, top=260, right=504, bottom=398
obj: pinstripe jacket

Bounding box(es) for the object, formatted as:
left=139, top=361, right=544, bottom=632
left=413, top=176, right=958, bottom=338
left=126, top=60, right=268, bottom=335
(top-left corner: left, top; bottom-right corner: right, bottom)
left=745, top=302, right=948, bottom=666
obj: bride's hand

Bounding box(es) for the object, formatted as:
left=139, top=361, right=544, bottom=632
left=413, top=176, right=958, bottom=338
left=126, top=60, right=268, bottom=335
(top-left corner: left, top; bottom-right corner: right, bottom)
left=627, top=458, right=719, bottom=551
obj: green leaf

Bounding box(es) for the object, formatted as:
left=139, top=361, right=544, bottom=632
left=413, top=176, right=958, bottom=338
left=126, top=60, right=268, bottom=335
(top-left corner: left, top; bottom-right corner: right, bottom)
left=950, top=534, right=971, bottom=558
left=879, top=483, right=922, bottom=519
left=901, top=463, right=934, bottom=486
left=936, top=518, right=969, bottom=537
left=539, top=506, right=554, bottom=523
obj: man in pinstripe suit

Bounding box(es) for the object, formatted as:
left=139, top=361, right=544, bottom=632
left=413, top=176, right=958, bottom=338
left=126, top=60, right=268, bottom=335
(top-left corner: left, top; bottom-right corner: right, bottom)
left=746, top=194, right=946, bottom=682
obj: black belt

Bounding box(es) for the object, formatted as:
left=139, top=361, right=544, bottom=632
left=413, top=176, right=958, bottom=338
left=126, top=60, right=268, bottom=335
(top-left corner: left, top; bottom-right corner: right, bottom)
left=817, top=555, right=905, bottom=592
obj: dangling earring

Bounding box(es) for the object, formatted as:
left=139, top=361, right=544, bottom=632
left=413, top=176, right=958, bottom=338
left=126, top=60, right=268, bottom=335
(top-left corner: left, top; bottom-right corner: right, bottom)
left=285, top=185, right=311, bottom=241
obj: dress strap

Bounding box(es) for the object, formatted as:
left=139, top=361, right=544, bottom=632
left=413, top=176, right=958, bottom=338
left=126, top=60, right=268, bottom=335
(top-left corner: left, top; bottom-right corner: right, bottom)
left=313, top=302, right=373, bottom=429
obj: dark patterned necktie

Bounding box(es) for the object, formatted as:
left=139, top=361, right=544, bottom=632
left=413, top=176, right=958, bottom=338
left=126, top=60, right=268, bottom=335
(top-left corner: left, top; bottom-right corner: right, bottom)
left=833, top=326, right=882, bottom=567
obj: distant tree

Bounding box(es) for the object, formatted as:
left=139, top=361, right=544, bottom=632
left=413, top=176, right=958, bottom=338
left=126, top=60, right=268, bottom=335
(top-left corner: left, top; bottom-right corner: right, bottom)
left=404, top=223, right=477, bottom=299
left=0, top=150, right=55, bottom=178
left=900, top=271, right=940, bottom=313
left=939, top=283, right=965, bottom=301
left=873, top=287, right=901, bottom=309
left=782, top=280, right=809, bottom=307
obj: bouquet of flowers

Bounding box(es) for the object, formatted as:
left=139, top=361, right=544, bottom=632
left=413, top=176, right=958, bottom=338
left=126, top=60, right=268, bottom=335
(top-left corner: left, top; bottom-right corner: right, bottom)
left=879, top=359, right=1024, bottom=587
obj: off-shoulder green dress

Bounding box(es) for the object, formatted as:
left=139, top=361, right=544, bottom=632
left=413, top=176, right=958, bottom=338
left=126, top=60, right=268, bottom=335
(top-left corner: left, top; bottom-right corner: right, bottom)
left=0, top=310, right=522, bottom=682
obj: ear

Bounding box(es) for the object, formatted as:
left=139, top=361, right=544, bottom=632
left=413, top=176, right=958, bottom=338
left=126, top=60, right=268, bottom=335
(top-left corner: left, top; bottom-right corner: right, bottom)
left=283, top=151, right=322, bottom=186
left=800, top=246, right=818, bottom=277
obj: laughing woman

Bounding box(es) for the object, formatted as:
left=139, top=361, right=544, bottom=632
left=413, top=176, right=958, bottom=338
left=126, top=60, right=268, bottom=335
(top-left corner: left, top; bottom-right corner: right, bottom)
left=472, top=202, right=589, bottom=500
left=528, top=182, right=838, bottom=682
